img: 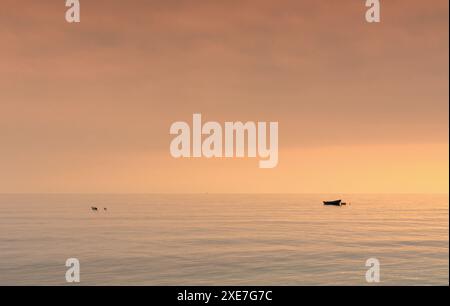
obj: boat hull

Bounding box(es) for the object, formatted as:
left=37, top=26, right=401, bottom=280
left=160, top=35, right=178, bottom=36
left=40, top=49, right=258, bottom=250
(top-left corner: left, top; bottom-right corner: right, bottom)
left=323, top=200, right=342, bottom=206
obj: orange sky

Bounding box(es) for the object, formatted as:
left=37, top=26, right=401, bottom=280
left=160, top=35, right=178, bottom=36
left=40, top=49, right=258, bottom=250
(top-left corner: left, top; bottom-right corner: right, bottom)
left=0, top=0, right=448, bottom=193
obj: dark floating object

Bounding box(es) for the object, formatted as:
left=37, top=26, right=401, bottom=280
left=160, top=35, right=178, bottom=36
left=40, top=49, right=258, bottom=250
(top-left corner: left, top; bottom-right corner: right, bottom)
left=91, top=206, right=108, bottom=212
left=323, top=200, right=342, bottom=206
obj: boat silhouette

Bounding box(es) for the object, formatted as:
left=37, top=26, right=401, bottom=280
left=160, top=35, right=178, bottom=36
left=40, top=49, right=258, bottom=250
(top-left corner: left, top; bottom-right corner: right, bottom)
left=323, top=200, right=342, bottom=206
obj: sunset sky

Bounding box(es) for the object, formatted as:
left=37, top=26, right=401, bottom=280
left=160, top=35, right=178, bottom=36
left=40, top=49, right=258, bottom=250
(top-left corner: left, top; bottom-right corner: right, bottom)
left=0, top=0, right=448, bottom=193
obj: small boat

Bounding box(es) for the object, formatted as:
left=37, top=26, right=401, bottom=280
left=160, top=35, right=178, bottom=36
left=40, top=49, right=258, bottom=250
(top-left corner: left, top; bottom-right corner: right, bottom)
left=323, top=200, right=342, bottom=206
left=91, top=206, right=98, bottom=211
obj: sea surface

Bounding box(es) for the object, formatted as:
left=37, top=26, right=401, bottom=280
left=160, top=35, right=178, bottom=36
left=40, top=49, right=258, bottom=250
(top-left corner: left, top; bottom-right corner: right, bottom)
left=0, top=194, right=448, bottom=285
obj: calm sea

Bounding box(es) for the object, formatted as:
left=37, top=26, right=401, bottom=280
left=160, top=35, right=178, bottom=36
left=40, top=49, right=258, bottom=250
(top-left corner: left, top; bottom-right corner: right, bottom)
left=0, top=194, right=448, bottom=285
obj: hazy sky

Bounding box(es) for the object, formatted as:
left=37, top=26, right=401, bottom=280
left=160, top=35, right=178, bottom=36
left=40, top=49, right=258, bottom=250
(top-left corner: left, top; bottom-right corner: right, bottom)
left=0, top=0, right=448, bottom=193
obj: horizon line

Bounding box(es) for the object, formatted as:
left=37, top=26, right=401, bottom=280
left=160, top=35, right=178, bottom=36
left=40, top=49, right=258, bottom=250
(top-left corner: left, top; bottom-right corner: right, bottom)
left=0, top=192, right=448, bottom=195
